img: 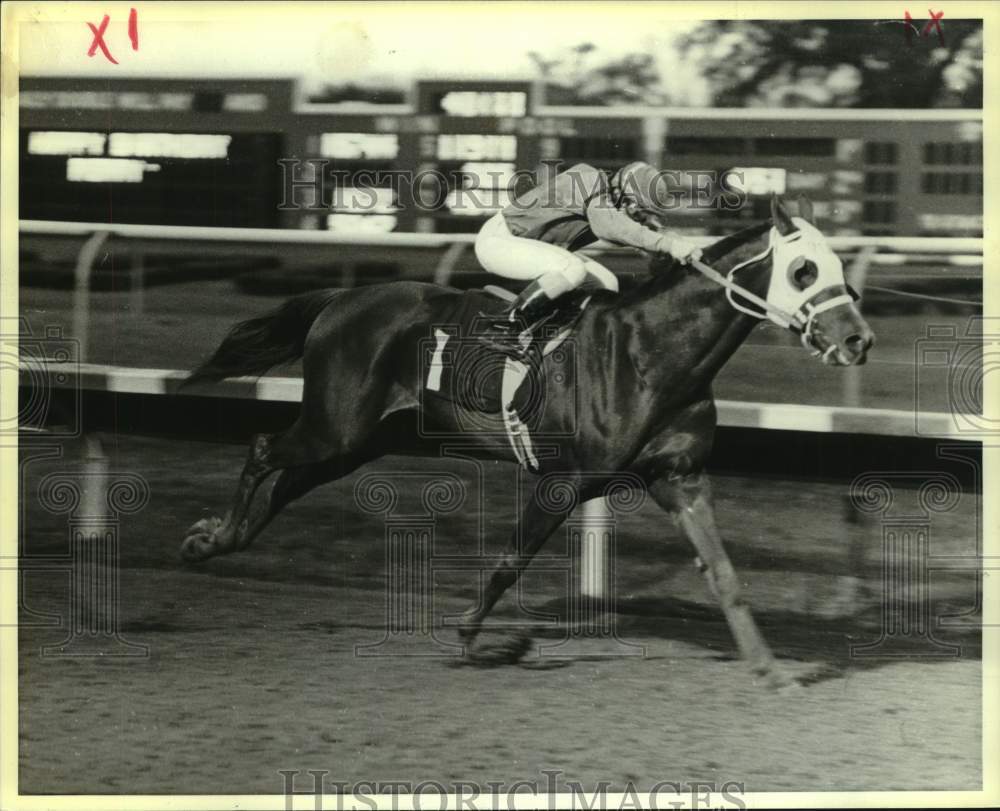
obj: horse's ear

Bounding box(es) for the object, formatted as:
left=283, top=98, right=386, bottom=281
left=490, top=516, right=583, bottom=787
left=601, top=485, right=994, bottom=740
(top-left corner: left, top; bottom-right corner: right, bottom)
left=770, top=193, right=796, bottom=235
left=797, top=194, right=815, bottom=224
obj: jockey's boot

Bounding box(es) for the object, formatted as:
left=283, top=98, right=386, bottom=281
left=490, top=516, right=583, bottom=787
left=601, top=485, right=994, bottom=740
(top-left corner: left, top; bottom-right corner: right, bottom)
left=478, top=279, right=556, bottom=360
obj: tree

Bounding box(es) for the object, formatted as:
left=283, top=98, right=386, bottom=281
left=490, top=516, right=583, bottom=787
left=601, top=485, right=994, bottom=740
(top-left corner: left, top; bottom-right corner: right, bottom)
left=307, top=83, right=406, bottom=104
left=529, top=44, right=669, bottom=106
left=677, top=19, right=982, bottom=108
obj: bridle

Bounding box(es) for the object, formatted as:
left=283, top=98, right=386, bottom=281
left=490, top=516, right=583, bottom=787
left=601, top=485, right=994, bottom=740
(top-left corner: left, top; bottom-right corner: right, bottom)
left=687, top=225, right=859, bottom=357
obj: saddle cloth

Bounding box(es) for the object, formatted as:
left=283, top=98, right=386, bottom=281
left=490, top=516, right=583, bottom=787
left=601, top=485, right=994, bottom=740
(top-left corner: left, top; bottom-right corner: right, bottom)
left=422, top=286, right=590, bottom=413
left=421, top=286, right=592, bottom=470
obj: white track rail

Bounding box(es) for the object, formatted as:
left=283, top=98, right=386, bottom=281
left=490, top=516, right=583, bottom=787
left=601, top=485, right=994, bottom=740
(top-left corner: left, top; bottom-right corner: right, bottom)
left=20, top=218, right=985, bottom=254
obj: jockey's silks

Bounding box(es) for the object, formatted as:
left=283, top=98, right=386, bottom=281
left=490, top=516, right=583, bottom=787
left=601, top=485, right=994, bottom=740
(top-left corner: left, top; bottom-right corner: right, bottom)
left=502, top=163, right=669, bottom=256
left=502, top=163, right=610, bottom=251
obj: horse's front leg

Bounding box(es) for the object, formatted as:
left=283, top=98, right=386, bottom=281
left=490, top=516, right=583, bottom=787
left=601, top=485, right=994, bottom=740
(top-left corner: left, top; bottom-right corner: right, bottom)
left=649, top=473, right=793, bottom=688
left=456, top=478, right=579, bottom=649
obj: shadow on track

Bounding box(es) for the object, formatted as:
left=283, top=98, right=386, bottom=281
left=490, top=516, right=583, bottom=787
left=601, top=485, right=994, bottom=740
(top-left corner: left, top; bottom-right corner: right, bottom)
left=514, top=593, right=980, bottom=685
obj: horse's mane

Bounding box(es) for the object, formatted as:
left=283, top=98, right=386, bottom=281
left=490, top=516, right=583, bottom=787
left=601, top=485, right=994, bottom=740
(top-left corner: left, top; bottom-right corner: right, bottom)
left=697, top=219, right=773, bottom=265
left=613, top=219, right=772, bottom=306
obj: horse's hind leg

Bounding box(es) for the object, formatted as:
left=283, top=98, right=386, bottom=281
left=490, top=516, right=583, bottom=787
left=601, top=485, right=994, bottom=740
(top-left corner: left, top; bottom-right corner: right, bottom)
left=181, top=422, right=338, bottom=561
left=182, top=451, right=371, bottom=562
left=181, top=432, right=283, bottom=561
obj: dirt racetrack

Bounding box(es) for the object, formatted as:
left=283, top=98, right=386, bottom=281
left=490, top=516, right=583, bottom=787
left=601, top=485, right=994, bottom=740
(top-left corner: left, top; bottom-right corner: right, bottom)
left=18, top=435, right=981, bottom=795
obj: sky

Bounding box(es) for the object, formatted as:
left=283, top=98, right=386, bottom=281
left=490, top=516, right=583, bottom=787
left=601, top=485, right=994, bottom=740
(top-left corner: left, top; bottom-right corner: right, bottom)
left=13, top=2, right=708, bottom=101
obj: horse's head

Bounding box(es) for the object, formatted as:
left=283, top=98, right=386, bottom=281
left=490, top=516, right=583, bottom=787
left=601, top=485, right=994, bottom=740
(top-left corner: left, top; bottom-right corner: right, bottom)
left=739, top=195, right=875, bottom=366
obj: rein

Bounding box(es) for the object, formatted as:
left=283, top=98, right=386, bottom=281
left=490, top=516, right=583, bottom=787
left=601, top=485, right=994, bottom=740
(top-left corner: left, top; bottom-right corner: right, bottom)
left=688, top=256, right=794, bottom=327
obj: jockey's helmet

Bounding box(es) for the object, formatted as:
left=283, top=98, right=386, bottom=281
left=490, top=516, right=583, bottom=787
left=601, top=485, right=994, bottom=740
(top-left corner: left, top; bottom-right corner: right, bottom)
left=609, top=162, right=671, bottom=217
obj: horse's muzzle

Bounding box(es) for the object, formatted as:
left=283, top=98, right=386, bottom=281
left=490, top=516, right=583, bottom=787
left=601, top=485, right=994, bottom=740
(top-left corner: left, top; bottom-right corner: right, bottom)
left=841, top=329, right=875, bottom=366
left=817, top=329, right=874, bottom=366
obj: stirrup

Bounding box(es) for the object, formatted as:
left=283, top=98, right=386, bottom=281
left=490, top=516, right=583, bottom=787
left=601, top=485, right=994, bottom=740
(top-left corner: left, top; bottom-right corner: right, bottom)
left=478, top=311, right=517, bottom=332
left=477, top=327, right=532, bottom=360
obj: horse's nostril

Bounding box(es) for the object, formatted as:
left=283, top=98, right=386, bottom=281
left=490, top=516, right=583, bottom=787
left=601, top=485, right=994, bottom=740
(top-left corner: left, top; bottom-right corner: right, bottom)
left=845, top=333, right=866, bottom=354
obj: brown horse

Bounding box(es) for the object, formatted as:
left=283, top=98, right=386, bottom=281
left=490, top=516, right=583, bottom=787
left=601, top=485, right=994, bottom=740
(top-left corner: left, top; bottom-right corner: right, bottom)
left=181, top=195, right=874, bottom=687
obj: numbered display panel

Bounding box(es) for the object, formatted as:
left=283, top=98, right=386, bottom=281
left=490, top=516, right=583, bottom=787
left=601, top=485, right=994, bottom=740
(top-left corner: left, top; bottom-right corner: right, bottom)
left=19, top=77, right=982, bottom=237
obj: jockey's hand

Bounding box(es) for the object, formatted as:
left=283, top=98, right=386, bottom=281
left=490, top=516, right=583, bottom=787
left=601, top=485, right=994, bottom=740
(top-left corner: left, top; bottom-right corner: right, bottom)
left=660, top=234, right=703, bottom=265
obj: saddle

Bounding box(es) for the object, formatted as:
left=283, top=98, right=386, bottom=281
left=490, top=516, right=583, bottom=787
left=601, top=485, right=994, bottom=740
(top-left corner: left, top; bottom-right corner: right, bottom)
left=422, top=285, right=592, bottom=416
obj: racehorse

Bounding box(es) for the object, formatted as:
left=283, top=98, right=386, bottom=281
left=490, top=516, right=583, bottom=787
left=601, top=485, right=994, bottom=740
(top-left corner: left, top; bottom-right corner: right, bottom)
left=181, top=195, right=874, bottom=688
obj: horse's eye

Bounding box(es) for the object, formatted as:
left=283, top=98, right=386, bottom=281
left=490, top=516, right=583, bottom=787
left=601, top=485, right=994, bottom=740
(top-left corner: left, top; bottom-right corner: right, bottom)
left=789, top=258, right=818, bottom=290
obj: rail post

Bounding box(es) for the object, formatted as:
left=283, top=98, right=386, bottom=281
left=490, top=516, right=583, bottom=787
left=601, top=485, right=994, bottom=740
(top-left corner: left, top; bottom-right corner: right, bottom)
left=539, top=479, right=645, bottom=658
left=578, top=497, right=610, bottom=599
left=72, top=230, right=110, bottom=364
left=128, top=244, right=146, bottom=316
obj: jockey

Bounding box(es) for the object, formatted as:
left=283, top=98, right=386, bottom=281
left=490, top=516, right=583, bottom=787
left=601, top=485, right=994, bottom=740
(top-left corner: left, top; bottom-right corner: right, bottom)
left=475, top=161, right=703, bottom=356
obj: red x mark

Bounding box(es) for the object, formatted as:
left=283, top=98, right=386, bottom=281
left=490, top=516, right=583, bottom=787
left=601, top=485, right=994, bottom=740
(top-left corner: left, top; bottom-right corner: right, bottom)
left=86, top=14, right=118, bottom=64
left=922, top=9, right=945, bottom=45
left=904, top=9, right=945, bottom=46
left=128, top=7, right=139, bottom=51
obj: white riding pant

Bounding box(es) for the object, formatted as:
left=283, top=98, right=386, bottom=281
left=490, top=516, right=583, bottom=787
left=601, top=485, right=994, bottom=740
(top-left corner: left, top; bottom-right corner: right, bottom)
left=474, top=212, right=619, bottom=298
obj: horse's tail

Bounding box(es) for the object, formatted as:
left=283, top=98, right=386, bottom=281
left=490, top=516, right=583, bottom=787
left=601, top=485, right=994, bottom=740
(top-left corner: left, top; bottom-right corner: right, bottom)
left=182, top=290, right=339, bottom=387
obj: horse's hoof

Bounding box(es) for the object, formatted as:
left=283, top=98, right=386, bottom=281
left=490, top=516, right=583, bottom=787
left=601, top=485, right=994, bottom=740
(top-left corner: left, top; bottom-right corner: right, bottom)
left=180, top=534, right=213, bottom=562
left=185, top=516, right=222, bottom=536
left=760, top=668, right=800, bottom=691
left=180, top=516, right=223, bottom=562
left=795, top=662, right=844, bottom=686
left=454, top=610, right=481, bottom=647
left=461, top=633, right=533, bottom=667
